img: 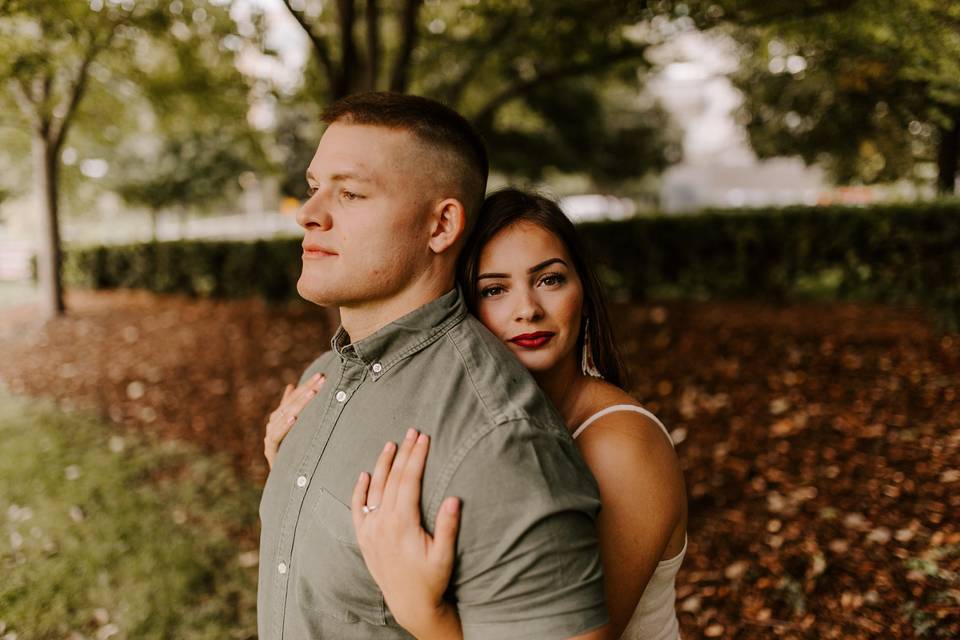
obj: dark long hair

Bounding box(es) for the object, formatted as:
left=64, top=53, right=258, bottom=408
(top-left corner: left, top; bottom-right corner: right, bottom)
left=457, top=188, right=628, bottom=388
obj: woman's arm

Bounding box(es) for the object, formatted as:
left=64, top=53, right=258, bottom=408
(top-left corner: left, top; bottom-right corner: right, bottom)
left=351, top=429, right=464, bottom=640
left=575, top=411, right=687, bottom=639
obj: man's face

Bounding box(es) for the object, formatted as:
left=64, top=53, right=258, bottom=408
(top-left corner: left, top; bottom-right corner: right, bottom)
left=296, top=123, right=435, bottom=308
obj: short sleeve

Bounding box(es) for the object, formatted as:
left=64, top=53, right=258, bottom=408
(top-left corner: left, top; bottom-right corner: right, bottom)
left=440, top=419, right=608, bottom=640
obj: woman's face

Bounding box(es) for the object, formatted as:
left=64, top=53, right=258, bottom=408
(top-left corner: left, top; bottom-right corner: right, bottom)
left=474, top=221, right=584, bottom=375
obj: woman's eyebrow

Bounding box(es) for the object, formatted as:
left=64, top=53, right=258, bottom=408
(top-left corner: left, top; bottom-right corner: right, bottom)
left=527, top=258, right=567, bottom=274
left=478, top=258, right=567, bottom=280
left=477, top=272, right=508, bottom=280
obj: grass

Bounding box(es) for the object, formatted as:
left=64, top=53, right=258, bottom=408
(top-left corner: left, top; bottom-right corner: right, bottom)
left=0, top=394, right=260, bottom=640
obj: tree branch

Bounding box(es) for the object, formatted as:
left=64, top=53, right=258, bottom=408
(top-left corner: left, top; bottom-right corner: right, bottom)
left=364, top=0, right=380, bottom=91
left=48, top=26, right=113, bottom=150
left=473, top=45, right=650, bottom=129
left=725, top=0, right=859, bottom=28
left=437, top=16, right=516, bottom=107
left=7, top=78, right=43, bottom=132
left=388, top=0, right=422, bottom=93
left=279, top=0, right=337, bottom=92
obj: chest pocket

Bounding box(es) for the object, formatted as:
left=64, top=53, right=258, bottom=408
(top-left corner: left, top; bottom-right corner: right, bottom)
left=293, top=486, right=388, bottom=626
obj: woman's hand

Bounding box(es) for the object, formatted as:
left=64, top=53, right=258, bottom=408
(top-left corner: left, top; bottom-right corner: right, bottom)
left=263, top=373, right=325, bottom=470
left=352, top=429, right=464, bottom=640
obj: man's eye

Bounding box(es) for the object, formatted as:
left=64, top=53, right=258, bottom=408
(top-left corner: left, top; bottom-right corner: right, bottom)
left=342, top=190, right=361, bottom=201
left=307, top=186, right=318, bottom=196
left=479, top=285, right=505, bottom=298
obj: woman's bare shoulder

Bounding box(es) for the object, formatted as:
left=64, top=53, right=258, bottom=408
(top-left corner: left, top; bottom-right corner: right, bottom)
left=575, top=379, right=675, bottom=466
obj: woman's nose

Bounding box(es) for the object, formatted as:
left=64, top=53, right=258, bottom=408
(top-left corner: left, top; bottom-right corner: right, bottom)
left=514, top=290, right=544, bottom=322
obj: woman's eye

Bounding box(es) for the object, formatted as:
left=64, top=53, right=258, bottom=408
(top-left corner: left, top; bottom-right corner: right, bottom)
left=479, top=285, right=505, bottom=298
left=539, top=273, right=565, bottom=287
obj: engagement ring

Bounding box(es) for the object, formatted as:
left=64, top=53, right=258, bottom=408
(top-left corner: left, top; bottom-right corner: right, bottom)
left=361, top=504, right=379, bottom=514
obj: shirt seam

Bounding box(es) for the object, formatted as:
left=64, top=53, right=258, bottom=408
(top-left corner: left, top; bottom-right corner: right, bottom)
left=350, top=306, right=467, bottom=376
left=425, top=414, right=541, bottom=527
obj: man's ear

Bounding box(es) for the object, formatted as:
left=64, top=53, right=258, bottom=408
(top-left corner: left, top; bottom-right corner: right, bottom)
left=428, top=198, right=467, bottom=255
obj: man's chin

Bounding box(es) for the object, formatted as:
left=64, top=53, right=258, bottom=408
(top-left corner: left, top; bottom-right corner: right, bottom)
left=296, top=279, right=340, bottom=307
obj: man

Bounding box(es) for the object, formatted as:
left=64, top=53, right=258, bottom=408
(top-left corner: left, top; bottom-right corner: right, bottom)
left=258, top=92, right=609, bottom=639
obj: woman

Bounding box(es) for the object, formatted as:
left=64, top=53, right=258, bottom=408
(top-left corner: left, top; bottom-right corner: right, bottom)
left=264, top=188, right=687, bottom=639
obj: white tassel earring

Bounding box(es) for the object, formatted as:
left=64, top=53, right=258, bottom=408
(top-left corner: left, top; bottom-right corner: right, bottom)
left=581, top=317, right=603, bottom=378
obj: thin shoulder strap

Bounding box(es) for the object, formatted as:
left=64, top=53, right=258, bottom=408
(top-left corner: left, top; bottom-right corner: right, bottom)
left=571, top=404, right=673, bottom=444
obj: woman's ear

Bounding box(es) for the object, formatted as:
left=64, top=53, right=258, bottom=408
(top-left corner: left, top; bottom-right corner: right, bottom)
left=428, top=198, right=467, bottom=255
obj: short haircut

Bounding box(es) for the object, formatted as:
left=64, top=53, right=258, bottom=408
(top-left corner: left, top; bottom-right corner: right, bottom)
left=321, top=92, right=488, bottom=220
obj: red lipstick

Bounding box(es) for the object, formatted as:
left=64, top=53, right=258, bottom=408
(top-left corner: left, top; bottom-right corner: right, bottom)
left=509, top=331, right=555, bottom=349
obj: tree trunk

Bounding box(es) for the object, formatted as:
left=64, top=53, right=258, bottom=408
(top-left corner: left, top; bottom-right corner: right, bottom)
left=389, top=0, right=422, bottom=93
left=33, top=132, right=65, bottom=318
left=937, top=112, right=960, bottom=195
left=364, top=0, right=380, bottom=91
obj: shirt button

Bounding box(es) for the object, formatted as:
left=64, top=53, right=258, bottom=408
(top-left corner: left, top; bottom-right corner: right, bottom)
left=335, top=390, right=347, bottom=402
left=372, top=363, right=383, bottom=374
left=277, top=562, right=288, bottom=575
left=296, top=475, right=307, bottom=488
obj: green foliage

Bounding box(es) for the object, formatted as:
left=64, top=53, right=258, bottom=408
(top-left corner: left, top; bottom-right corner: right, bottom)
left=112, top=133, right=257, bottom=211
left=0, top=0, right=265, bottom=212
left=0, top=394, right=259, bottom=639
left=578, top=202, right=960, bottom=329
left=274, top=0, right=686, bottom=188
left=64, top=238, right=303, bottom=302
left=724, top=0, right=960, bottom=190
left=63, top=204, right=960, bottom=329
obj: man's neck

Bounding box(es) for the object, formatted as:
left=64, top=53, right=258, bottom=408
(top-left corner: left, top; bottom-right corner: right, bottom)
left=339, top=272, right=455, bottom=343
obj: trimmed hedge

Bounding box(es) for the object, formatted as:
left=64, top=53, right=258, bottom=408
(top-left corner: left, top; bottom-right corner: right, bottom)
left=64, top=238, right=303, bottom=302
left=63, top=203, right=960, bottom=328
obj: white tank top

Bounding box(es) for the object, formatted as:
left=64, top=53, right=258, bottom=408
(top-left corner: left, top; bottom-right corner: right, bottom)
left=572, top=404, right=685, bottom=640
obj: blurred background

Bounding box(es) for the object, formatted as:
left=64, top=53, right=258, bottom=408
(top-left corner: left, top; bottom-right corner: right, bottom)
left=1, top=1, right=958, bottom=638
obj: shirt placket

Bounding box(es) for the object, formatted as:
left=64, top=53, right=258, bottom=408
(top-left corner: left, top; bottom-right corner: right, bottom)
left=270, top=354, right=367, bottom=639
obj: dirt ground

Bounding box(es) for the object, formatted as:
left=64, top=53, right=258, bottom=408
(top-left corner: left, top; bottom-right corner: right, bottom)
left=1, top=289, right=957, bottom=638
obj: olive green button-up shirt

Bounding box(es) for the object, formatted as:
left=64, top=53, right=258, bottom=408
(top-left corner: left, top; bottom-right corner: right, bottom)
left=258, top=288, right=607, bottom=639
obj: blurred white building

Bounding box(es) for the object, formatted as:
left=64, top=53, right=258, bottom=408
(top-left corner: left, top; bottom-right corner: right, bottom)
left=660, top=158, right=826, bottom=213
left=649, top=31, right=828, bottom=213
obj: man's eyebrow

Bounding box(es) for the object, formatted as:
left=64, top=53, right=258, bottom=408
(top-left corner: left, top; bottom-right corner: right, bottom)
left=477, top=258, right=568, bottom=280
left=305, top=170, right=374, bottom=183
left=331, top=172, right=373, bottom=183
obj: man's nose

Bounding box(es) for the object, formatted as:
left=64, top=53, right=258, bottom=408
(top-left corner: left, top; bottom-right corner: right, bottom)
left=295, top=189, right=333, bottom=231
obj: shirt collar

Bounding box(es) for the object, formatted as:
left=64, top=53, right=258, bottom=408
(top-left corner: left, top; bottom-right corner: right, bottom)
left=331, top=287, right=467, bottom=375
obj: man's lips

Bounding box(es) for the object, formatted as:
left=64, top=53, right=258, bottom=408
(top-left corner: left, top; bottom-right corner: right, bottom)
left=302, top=244, right=337, bottom=258
left=509, top=332, right=555, bottom=349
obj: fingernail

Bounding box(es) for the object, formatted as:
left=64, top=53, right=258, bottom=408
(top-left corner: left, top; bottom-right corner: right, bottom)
left=405, top=428, right=417, bottom=440
left=445, top=498, right=459, bottom=513
left=417, top=433, right=428, bottom=444
left=312, top=372, right=323, bottom=381
left=287, top=416, right=295, bottom=425
left=384, top=441, right=394, bottom=452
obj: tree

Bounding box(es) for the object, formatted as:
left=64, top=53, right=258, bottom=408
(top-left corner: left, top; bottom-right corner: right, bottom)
left=719, top=0, right=960, bottom=193
left=1, top=0, right=261, bottom=317
left=275, top=0, right=683, bottom=184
